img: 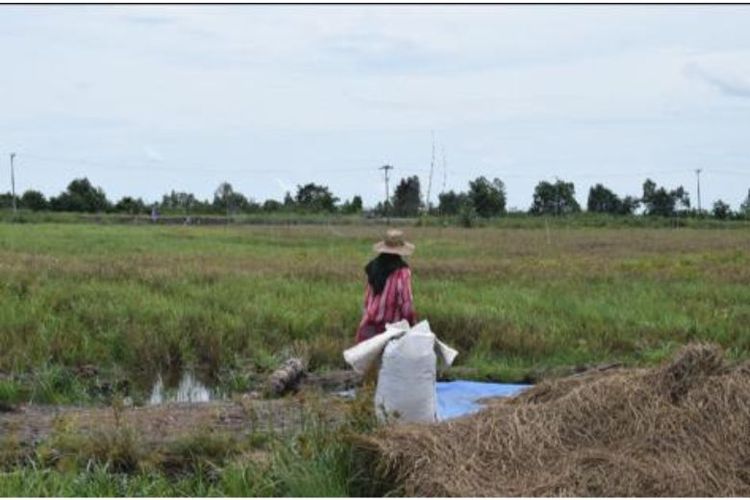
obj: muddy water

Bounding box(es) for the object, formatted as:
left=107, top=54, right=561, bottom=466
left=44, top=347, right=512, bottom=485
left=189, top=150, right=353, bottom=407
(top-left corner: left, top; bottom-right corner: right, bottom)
left=148, top=371, right=221, bottom=405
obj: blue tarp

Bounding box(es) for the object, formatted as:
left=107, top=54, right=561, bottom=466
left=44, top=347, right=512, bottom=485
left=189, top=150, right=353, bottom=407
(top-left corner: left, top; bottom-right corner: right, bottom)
left=334, top=380, right=532, bottom=421
left=436, top=380, right=532, bottom=421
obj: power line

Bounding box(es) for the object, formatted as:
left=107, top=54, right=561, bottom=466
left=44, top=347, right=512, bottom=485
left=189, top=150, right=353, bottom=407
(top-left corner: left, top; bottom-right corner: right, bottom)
left=709, top=169, right=749, bottom=177
left=440, top=168, right=716, bottom=180
left=26, top=151, right=736, bottom=184
left=20, top=152, right=379, bottom=176
left=21, top=153, right=288, bottom=175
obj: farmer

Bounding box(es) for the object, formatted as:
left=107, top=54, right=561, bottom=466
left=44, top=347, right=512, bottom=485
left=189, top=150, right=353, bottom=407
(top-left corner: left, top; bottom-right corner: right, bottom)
left=356, top=229, right=416, bottom=343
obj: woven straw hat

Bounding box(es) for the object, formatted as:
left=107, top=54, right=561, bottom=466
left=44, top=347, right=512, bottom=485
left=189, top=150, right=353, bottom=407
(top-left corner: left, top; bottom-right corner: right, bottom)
left=373, top=229, right=415, bottom=256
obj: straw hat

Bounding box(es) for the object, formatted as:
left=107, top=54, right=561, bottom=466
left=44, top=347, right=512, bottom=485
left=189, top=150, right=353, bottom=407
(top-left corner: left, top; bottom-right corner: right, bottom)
left=373, top=229, right=415, bottom=256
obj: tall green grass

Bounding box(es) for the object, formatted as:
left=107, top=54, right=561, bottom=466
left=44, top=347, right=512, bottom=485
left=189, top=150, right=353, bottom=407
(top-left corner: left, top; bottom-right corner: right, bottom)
left=1, top=221, right=749, bottom=495
left=1, top=222, right=749, bottom=400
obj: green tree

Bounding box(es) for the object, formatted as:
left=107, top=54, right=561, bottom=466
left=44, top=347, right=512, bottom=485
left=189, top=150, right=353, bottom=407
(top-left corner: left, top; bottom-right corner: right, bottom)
left=740, top=189, right=750, bottom=218
left=587, top=184, right=619, bottom=214
left=20, top=190, right=48, bottom=211
left=392, top=176, right=422, bottom=217
left=263, top=199, right=282, bottom=212
left=245, top=199, right=261, bottom=213
left=0, top=192, right=16, bottom=209
left=213, top=182, right=249, bottom=215
left=50, top=178, right=110, bottom=213
left=458, top=203, right=478, bottom=228
left=177, top=192, right=198, bottom=213
left=114, top=196, right=146, bottom=215
left=294, top=183, right=338, bottom=213
left=438, top=190, right=469, bottom=216
left=587, top=184, right=640, bottom=215
left=283, top=191, right=295, bottom=210
left=351, top=195, right=363, bottom=213
left=712, top=199, right=732, bottom=220
left=620, top=196, right=641, bottom=215
left=530, top=179, right=581, bottom=215
left=161, top=191, right=198, bottom=214
left=374, top=201, right=392, bottom=217
left=341, top=195, right=363, bottom=214
left=468, top=177, right=506, bottom=218
left=641, top=178, right=690, bottom=217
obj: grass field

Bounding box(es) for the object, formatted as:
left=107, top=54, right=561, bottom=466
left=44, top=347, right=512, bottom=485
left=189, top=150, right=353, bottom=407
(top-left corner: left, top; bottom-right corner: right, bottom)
left=1, top=221, right=749, bottom=495
left=1, top=221, right=750, bottom=399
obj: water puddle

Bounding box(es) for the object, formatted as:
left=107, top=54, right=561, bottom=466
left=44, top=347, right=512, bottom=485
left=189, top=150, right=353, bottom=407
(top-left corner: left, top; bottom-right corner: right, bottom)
left=148, top=371, right=221, bottom=405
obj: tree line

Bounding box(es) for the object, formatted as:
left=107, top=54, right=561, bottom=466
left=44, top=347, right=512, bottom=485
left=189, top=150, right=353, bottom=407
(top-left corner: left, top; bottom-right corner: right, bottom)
left=1, top=175, right=749, bottom=220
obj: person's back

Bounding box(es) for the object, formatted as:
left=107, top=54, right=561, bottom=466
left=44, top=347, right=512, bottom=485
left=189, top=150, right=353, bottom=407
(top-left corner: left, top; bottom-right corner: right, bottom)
left=356, top=230, right=416, bottom=343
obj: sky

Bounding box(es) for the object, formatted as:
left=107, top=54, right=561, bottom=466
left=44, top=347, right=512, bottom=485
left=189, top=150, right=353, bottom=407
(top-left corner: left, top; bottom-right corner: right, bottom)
left=1, top=5, right=749, bottom=210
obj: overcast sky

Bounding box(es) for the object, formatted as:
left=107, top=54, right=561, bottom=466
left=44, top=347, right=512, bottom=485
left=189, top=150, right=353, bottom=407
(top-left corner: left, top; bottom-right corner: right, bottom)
left=1, top=5, right=749, bottom=210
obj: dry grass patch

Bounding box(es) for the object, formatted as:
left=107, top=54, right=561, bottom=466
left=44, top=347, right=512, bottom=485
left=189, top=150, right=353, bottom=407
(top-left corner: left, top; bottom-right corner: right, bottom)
left=361, top=343, right=750, bottom=496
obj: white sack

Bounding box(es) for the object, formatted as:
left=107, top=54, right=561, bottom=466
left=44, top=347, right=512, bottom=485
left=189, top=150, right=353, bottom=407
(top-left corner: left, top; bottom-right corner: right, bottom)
left=343, top=320, right=410, bottom=375
left=342, top=320, right=458, bottom=424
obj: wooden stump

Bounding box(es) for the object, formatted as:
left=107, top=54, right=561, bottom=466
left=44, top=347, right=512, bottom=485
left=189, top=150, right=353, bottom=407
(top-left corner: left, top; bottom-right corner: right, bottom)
left=267, top=358, right=306, bottom=397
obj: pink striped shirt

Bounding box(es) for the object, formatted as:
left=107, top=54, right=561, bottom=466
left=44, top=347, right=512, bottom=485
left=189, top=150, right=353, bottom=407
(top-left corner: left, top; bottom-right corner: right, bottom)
left=356, top=267, right=416, bottom=343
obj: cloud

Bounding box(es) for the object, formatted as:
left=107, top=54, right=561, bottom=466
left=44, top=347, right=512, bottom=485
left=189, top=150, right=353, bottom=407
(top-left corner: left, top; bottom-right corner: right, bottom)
left=684, top=63, right=750, bottom=98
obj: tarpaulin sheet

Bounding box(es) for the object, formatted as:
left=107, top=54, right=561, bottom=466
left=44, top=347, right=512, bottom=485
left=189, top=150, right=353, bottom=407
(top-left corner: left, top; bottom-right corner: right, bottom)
left=335, top=380, right=532, bottom=421
left=436, top=380, right=532, bottom=421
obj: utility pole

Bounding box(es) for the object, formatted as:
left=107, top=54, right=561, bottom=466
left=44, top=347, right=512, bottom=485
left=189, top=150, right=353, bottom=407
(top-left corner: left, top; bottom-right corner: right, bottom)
left=441, top=146, right=447, bottom=195
left=695, top=168, right=702, bottom=214
left=439, top=146, right=447, bottom=216
left=9, top=153, right=16, bottom=214
left=379, top=164, right=393, bottom=225
left=425, top=131, right=435, bottom=214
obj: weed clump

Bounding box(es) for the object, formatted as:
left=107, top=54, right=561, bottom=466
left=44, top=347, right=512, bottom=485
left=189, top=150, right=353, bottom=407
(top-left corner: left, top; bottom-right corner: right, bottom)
left=361, top=343, right=750, bottom=496
left=154, top=430, right=240, bottom=477
left=38, top=419, right=145, bottom=474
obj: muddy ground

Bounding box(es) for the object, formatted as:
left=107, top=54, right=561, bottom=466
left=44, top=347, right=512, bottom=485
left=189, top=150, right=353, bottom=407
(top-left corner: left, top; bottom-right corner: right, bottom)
left=0, top=370, right=361, bottom=463
left=1, top=362, right=620, bottom=466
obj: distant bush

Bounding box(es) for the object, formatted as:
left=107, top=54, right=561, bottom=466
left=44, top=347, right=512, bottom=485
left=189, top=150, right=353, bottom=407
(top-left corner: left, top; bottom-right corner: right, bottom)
left=20, top=190, right=48, bottom=211
left=458, top=204, right=478, bottom=228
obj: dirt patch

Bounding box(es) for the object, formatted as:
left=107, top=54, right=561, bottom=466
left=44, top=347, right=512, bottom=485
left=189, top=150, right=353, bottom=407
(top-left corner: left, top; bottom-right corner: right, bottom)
left=0, top=366, right=364, bottom=459
left=300, top=369, right=362, bottom=392
left=360, top=343, right=750, bottom=496
left=0, top=393, right=349, bottom=464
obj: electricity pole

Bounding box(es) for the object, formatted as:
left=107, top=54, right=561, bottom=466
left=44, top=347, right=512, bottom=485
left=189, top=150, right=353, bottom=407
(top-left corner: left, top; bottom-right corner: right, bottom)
left=379, top=164, right=393, bottom=225
left=441, top=146, right=447, bottom=196
left=695, top=168, right=702, bottom=214
left=425, top=131, right=435, bottom=214
left=9, top=153, right=16, bottom=214
left=439, top=146, right=447, bottom=216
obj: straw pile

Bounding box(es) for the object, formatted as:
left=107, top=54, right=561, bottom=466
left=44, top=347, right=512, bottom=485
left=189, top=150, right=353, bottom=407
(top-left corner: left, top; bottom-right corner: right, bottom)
left=360, top=343, right=750, bottom=496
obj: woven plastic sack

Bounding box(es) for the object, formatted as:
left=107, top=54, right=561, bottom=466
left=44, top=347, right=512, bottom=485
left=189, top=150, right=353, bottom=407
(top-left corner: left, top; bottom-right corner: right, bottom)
left=343, top=320, right=458, bottom=423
